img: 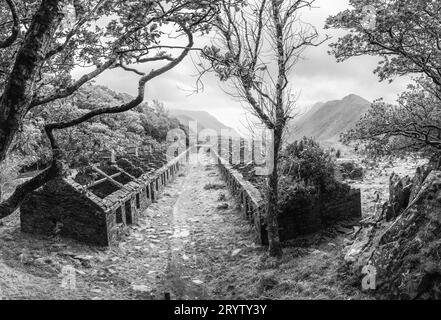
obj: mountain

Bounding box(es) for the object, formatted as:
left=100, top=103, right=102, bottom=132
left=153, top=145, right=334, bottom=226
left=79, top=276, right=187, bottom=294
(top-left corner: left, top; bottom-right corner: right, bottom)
left=169, top=109, right=241, bottom=137
left=289, top=94, right=371, bottom=144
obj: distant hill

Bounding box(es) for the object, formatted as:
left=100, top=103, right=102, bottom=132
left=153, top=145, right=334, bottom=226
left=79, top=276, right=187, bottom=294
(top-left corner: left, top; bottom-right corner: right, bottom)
left=170, top=109, right=240, bottom=137
left=288, top=94, right=371, bottom=144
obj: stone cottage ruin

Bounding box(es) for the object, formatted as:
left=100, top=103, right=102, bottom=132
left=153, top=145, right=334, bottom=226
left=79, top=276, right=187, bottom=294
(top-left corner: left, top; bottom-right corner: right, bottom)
left=21, top=148, right=188, bottom=246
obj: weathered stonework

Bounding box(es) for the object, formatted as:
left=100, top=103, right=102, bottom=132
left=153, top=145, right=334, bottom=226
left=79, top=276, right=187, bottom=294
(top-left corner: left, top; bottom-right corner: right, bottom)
left=211, top=147, right=362, bottom=244
left=278, top=188, right=362, bottom=241
left=20, top=149, right=189, bottom=246
left=211, top=149, right=267, bottom=245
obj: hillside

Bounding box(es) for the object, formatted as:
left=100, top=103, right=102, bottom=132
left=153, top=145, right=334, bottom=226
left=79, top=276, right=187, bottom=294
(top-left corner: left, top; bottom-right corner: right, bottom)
left=170, top=109, right=240, bottom=137
left=289, top=94, right=371, bottom=144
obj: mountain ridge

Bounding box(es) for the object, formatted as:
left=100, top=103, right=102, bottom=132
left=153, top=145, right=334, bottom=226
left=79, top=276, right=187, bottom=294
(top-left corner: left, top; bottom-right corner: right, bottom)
left=169, top=109, right=241, bottom=137
left=289, top=94, right=371, bottom=144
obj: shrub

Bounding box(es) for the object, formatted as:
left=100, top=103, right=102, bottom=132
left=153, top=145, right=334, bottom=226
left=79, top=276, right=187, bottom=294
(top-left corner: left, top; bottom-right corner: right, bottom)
left=279, top=137, right=338, bottom=194
left=278, top=180, right=317, bottom=211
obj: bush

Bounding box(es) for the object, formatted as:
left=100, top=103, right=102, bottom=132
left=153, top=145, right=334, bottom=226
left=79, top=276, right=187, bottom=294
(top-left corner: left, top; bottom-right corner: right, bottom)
left=277, top=138, right=348, bottom=217
left=279, top=137, right=338, bottom=194
left=278, top=180, right=317, bottom=212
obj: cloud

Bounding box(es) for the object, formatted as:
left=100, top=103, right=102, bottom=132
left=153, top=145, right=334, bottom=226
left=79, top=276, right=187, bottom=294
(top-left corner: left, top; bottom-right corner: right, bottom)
left=79, top=0, right=411, bottom=133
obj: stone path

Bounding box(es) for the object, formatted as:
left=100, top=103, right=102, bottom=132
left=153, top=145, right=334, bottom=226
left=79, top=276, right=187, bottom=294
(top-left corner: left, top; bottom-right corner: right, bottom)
left=160, top=151, right=258, bottom=299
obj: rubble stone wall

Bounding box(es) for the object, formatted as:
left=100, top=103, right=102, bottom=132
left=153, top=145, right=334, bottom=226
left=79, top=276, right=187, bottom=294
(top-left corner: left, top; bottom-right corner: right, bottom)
left=21, top=178, right=110, bottom=246
left=20, top=149, right=190, bottom=246
left=211, top=146, right=362, bottom=244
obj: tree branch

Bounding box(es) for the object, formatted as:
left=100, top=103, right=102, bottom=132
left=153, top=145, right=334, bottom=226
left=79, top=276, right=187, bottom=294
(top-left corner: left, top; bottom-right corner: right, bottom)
left=0, top=0, right=19, bottom=49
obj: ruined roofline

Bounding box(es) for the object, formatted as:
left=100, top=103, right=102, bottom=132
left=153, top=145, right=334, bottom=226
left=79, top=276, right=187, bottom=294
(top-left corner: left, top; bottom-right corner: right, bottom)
left=59, top=148, right=190, bottom=214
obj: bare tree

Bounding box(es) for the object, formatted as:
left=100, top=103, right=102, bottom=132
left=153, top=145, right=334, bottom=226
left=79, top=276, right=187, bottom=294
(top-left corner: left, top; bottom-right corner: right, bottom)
left=202, top=0, right=328, bottom=256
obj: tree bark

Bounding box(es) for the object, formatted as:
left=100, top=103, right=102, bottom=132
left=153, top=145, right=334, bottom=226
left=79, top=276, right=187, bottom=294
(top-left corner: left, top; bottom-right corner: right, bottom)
left=0, top=0, right=64, bottom=162
left=266, top=126, right=283, bottom=257
left=264, top=0, right=286, bottom=258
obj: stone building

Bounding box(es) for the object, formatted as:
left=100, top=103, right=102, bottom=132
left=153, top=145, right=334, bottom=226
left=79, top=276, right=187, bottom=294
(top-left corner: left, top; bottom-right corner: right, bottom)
left=21, top=150, right=187, bottom=246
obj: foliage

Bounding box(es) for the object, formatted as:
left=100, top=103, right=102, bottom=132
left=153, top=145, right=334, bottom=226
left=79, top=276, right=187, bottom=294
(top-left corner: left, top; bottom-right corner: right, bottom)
left=277, top=180, right=317, bottom=213
left=17, top=84, right=182, bottom=168
left=326, top=1, right=441, bottom=157
left=279, top=137, right=337, bottom=194
left=342, top=77, right=441, bottom=157
left=277, top=138, right=343, bottom=219
left=0, top=0, right=218, bottom=217
left=326, top=0, right=441, bottom=86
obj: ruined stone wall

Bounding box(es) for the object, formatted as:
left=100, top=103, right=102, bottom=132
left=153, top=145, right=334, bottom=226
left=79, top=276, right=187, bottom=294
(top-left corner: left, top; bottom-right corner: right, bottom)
left=211, top=149, right=267, bottom=245
left=321, top=189, right=362, bottom=222
left=21, top=178, right=111, bottom=246
left=211, top=148, right=362, bottom=244
left=20, top=149, right=190, bottom=246
left=278, top=189, right=362, bottom=241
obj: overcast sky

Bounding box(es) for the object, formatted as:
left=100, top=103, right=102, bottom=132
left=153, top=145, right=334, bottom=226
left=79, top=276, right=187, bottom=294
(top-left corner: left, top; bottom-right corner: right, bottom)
left=76, top=0, right=411, bottom=134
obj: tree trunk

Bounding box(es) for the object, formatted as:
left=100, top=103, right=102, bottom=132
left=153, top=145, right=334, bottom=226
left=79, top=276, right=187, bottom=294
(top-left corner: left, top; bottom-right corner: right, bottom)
left=0, top=0, right=64, bottom=162
left=265, top=0, right=286, bottom=258
left=0, top=157, right=62, bottom=219
left=266, top=127, right=283, bottom=257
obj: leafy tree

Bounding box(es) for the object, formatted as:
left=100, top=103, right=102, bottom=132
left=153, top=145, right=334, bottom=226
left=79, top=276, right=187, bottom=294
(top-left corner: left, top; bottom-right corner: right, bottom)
left=0, top=0, right=218, bottom=218
left=19, top=84, right=182, bottom=168
left=326, top=0, right=441, bottom=87
left=326, top=0, right=441, bottom=157
left=342, top=77, right=441, bottom=157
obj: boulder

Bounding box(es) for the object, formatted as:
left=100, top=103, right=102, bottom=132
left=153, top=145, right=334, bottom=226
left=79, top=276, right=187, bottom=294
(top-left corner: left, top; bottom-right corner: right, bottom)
left=380, top=173, right=413, bottom=222
left=351, top=171, right=441, bottom=299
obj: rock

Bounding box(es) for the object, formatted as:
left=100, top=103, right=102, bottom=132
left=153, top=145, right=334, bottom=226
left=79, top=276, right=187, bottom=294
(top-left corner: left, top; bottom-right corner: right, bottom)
left=75, top=255, right=93, bottom=261
left=344, top=227, right=373, bottom=264
left=132, top=285, right=150, bottom=292
left=355, top=171, right=441, bottom=299
left=409, top=166, right=431, bottom=202
left=76, top=269, right=86, bottom=275
left=217, top=203, right=229, bottom=210
left=353, top=226, right=361, bottom=235
left=258, top=273, right=278, bottom=292
left=34, top=257, right=48, bottom=266
left=192, top=279, right=204, bottom=285
left=19, top=251, right=33, bottom=265
left=231, top=249, right=241, bottom=257
left=182, top=254, right=190, bottom=261
left=344, top=243, right=365, bottom=264
left=380, top=173, right=413, bottom=222
left=336, top=226, right=353, bottom=235
left=1, top=234, right=14, bottom=241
